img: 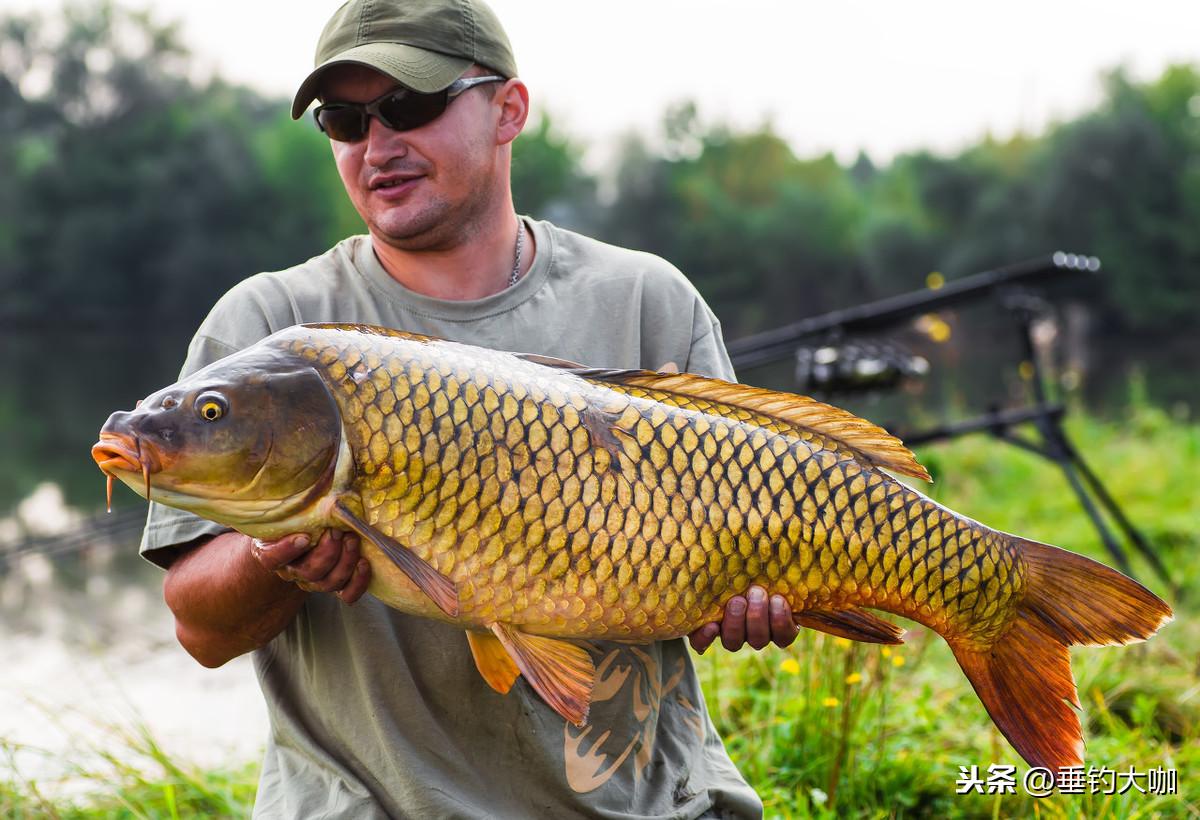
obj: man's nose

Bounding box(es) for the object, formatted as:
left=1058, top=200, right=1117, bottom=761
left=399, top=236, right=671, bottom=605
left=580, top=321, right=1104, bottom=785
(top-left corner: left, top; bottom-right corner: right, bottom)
left=363, top=115, right=409, bottom=167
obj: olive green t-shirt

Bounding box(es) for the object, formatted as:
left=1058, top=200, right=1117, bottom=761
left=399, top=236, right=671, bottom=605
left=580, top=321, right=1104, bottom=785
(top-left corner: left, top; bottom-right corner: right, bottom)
left=141, top=219, right=762, bottom=819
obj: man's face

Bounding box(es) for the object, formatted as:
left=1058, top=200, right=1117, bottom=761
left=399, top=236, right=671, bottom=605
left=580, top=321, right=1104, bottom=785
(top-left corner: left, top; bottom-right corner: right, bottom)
left=320, top=65, right=502, bottom=251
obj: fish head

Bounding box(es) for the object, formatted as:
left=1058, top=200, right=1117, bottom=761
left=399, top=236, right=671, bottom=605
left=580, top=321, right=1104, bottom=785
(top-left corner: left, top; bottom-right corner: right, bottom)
left=92, top=347, right=344, bottom=529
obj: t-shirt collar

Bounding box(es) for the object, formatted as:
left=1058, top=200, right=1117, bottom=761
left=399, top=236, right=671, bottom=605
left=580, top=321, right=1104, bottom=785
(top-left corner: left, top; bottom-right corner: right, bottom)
left=353, top=217, right=552, bottom=321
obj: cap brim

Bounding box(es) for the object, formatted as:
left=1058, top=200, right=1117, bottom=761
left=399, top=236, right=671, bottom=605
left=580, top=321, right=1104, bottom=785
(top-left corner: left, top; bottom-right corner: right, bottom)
left=291, top=43, right=471, bottom=119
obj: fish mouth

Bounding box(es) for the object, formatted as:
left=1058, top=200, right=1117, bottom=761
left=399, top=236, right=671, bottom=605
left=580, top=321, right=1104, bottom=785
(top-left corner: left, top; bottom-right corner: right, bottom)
left=92, top=432, right=160, bottom=509
left=91, top=432, right=145, bottom=473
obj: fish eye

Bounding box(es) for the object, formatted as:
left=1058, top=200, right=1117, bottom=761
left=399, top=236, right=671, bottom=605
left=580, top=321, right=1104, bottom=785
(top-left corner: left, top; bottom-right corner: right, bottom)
left=196, top=392, right=229, bottom=422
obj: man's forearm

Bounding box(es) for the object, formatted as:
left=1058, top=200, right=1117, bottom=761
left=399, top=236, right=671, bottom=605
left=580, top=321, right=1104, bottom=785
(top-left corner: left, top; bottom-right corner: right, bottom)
left=163, top=531, right=307, bottom=668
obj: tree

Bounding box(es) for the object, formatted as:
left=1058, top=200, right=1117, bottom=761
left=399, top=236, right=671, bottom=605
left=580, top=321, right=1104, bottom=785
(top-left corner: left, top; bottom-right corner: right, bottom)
left=511, top=111, right=597, bottom=228
left=0, top=3, right=350, bottom=334
left=605, top=105, right=867, bottom=336
left=1031, top=66, right=1200, bottom=330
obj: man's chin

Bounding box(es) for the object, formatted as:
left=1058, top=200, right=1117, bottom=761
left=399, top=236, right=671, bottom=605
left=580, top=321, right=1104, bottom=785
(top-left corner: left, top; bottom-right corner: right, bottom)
left=368, top=209, right=458, bottom=251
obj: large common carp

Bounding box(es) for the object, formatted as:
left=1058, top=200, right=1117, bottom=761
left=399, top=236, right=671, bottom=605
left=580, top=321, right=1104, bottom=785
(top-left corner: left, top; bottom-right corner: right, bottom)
left=93, top=323, right=1171, bottom=770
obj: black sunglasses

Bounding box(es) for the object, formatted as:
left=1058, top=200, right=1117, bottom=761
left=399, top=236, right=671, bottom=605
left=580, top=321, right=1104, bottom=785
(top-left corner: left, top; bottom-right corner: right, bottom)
left=313, top=75, right=506, bottom=142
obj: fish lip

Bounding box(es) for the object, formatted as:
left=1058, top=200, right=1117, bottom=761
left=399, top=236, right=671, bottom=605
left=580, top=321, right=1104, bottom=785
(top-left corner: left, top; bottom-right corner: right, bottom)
left=91, top=432, right=155, bottom=475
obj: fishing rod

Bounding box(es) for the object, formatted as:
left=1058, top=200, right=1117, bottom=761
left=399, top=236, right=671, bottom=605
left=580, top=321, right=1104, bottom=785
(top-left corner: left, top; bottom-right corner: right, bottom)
left=727, top=252, right=1099, bottom=371
left=0, top=506, right=146, bottom=569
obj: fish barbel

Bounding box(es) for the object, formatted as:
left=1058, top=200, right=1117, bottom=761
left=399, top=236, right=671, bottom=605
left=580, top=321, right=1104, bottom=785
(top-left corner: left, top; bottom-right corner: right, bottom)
left=92, top=323, right=1171, bottom=770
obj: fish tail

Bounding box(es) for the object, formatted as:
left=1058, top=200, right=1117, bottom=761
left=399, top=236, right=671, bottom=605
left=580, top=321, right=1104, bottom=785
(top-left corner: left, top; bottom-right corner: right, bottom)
left=948, top=537, right=1172, bottom=770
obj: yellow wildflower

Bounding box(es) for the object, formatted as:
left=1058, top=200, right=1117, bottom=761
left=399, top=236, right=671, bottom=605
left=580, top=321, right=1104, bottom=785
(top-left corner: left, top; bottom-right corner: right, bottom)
left=880, top=647, right=892, bottom=658
left=833, top=637, right=851, bottom=648
left=779, top=658, right=801, bottom=676
left=892, top=655, right=906, bottom=668
left=845, top=672, right=863, bottom=685
left=822, top=697, right=840, bottom=708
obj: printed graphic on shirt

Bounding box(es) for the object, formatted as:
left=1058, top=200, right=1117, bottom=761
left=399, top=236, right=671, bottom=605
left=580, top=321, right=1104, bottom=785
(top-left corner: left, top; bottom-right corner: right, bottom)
left=563, top=645, right=706, bottom=793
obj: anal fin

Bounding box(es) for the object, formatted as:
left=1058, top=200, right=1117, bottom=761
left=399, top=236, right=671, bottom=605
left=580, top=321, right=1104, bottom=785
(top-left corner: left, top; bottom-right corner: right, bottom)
left=467, top=630, right=521, bottom=694
left=490, top=622, right=595, bottom=726
left=795, top=606, right=905, bottom=644
left=333, top=499, right=459, bottom=617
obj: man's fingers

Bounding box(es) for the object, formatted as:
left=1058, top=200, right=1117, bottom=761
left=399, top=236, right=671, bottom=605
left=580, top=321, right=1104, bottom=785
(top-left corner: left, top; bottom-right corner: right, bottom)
left=336, top=559, right=372, bottom=605
left=720, top=595, right=748, bottom=651
left=744, top=586, right=770, bottom=650
left=297, top=534, right=360, bottom=592
left=285, top=530, right=346, bottom=583
left=769, top=594, right=799, bottom=647
left=688, top=622, right=720, bottom=654
left=251, top=533, right=312, bottom=572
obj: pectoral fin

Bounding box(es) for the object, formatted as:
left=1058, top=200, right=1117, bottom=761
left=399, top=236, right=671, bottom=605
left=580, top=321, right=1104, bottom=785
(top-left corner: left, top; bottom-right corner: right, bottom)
left=512, top=352, right=589, bottom=369
left=466, top=630, right=521, bottom=694
left=333, top=499, right=459, bottom=618
left=489, top=622, right=595, bottom=726
left=795, top=607, right=905, bottom=644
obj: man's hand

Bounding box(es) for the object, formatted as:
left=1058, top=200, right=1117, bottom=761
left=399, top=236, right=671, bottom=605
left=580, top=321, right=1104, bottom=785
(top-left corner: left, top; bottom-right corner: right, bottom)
left=688, top=586, right=799, bottom=653
left=251, top=530, right=372, bottom=604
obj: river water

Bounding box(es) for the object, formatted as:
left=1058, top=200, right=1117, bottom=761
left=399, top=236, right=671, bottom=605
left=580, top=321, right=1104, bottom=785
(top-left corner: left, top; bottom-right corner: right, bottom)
left=0, top=484, right=267, bottom=790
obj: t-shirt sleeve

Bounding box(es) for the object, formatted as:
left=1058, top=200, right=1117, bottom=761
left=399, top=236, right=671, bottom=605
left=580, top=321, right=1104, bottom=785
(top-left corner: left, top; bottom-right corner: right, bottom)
left=684, top=303, right=736, bottom=382
left=139, top=276, right=298, bottom=569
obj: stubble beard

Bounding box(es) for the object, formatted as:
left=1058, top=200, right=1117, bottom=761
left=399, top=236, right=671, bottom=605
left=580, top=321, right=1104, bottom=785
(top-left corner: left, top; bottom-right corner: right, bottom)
left=368, top=163, right=501, bottom=254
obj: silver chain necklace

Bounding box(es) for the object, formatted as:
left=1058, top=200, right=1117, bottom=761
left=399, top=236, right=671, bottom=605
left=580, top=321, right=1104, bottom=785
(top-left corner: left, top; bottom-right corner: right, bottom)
left=509, top=217, right=524, bottom=288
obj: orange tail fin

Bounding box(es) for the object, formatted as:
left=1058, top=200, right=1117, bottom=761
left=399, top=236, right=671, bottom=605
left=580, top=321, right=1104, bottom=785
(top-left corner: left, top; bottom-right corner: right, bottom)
left=949, top=537, right=1172, bottom=770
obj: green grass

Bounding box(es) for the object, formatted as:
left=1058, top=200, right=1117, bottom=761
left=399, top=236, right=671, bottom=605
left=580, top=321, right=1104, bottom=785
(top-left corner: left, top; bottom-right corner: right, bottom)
left=0, top=718, right=257, bottom=819
left=2, top=406, right=1195, bottom=817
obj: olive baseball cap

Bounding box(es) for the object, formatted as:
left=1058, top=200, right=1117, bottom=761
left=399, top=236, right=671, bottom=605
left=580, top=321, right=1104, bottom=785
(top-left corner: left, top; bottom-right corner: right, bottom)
left=291, top=0, right=518, bottom=119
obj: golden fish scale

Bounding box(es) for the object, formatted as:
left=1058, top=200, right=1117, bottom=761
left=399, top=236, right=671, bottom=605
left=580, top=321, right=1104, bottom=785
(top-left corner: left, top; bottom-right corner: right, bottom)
left=288, top=333, right=1024, bottom=645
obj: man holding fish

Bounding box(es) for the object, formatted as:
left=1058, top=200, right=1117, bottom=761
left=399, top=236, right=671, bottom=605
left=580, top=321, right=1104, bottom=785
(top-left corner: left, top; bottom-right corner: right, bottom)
left=140, top=0, right=792, bottom=816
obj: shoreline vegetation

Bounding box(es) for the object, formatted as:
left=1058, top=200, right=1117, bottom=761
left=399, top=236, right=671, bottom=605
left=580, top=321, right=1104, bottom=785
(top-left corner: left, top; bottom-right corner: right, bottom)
left=3, top=405, right=1195, bottom=818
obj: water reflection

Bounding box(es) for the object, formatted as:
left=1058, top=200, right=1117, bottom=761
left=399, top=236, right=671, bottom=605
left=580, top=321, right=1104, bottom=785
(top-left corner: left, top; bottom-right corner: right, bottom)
left=0, top=329, right=190, bottom=520
left=0, top=481, right=265, bottom=788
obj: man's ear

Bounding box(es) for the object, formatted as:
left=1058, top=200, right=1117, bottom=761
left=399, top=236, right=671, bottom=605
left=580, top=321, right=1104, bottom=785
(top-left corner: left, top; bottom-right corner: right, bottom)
left=495, top=79, right=530, bottom=146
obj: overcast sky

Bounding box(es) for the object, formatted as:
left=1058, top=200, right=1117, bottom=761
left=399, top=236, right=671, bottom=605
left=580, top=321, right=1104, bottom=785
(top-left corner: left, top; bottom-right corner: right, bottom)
left=7, top=1, right=1199, bottom=165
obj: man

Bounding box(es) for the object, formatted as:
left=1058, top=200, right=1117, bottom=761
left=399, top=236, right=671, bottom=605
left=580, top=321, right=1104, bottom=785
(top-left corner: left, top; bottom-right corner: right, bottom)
left=145, top=1, right=797, bottom=816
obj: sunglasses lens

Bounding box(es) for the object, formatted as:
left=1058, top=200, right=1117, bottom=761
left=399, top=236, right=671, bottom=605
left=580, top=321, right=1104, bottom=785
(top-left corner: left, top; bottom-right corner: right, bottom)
left=316, top=106, right=366, bottom=142
left=376, top=91, right=447, bottom=132
left=315, top=88, right=456, bottom=142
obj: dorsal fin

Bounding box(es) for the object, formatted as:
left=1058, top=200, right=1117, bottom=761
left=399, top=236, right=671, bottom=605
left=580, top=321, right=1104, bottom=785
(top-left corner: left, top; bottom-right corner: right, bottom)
left=565, top=369, right=931, bottom=482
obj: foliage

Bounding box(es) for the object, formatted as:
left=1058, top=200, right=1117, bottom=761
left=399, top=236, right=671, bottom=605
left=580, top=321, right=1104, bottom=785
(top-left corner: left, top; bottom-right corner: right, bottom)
left=1031, top=67, right=1200, bottom=330
left=510, top=110, right=598, bottom=230
left=604, top=66, right=1200, bottom=346
left=1, top=716, right=257, bottom=819
left=0, top=3, right=331, bottom=332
